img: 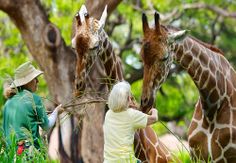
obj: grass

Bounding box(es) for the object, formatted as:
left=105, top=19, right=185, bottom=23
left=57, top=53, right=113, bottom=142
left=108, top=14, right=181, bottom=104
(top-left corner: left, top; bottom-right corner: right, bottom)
left=0, top=127, right=211, bottom=163
left=170, top=149, right=211, bottom=163
left=0, top=128, right=53, bottom=163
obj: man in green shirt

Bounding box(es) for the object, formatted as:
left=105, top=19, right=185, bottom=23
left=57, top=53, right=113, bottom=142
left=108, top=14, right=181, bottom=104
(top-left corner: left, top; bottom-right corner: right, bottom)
left=3, top=61, right=62, bottom=155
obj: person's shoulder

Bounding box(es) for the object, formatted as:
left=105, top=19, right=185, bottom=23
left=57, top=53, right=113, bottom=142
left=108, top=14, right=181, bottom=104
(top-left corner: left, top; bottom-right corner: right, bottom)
left=127, top=108, right=141, bottom=113
left=127, top=108, right=139, bottom=116
left=18, top=90, right=32, bottom=100
left=21, top=90, right=41, bottom=102
left=31, top=92, right=41, bottom=99
left=32, top=92, right=43, bottom=104
left=128, top=108, right=147, bottom=117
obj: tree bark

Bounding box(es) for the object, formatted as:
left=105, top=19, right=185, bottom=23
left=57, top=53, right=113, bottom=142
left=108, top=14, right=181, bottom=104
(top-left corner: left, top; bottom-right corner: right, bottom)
left=85, top=0, right=122, bottom=19
left=0, top=0, right=122, bottom=162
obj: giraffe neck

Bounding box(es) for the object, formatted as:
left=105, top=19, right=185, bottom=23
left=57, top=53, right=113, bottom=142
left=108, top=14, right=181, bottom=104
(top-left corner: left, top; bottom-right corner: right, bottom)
left=99, top=30, right=124, bottom=82
left=173, top=37, right=234, bottom=118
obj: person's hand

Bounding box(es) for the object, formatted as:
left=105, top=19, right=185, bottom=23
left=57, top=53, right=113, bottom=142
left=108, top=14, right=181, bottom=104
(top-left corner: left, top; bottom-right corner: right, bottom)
left=148, top=108, right=158, bottom=116
left=128, top=96, right=138, bottom=109
left=55, top=104, right=64, bottom=114
left=147, top=108, right=158, bottom=125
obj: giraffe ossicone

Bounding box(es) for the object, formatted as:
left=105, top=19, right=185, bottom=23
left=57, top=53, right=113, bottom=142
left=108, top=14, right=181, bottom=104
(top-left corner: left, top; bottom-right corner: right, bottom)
left=79, top=4, right=88, bottom=22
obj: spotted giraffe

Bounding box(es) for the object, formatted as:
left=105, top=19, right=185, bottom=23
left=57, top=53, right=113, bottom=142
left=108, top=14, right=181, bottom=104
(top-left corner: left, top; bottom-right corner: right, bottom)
left=71, top=6, right=123, bottom=94
left=71, top=5, right=172, bottom=163
left=140, top=12, right=236, bottom=162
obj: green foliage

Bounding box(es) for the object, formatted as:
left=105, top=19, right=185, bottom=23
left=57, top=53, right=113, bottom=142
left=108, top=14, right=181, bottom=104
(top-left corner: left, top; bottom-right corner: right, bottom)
left=156, top=73, right=198, bottom=120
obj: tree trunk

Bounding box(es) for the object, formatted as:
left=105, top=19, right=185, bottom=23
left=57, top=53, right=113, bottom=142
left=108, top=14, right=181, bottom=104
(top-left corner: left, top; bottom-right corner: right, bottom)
left=0, top=0, right=121, bottom=162
left=85, top=0, right=122, bottom=19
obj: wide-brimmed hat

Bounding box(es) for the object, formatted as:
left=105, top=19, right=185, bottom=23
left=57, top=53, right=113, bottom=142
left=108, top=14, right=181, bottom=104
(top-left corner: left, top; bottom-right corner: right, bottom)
left=10, top=61, right=43, bottom=88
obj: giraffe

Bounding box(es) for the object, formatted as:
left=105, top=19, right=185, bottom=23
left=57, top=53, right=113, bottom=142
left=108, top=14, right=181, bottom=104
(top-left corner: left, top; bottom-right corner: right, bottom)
left=71, top=5, right=123, bottom=95
left=71, top=5, right=172, bottom=163
left=140, top=12, right=236, bottom=162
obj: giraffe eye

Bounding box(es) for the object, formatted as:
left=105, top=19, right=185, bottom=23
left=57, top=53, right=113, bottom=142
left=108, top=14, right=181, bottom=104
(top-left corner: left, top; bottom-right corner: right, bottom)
left=161, top=53, right=169, bottom=61
left=144, top=42, right=150, bottom=51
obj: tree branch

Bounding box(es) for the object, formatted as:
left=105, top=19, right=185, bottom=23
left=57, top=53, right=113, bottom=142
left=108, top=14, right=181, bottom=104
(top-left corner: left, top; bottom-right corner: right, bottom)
left=129, top=2, right=236, bottom=24
left=162, top=3, right=236, bottom=23
left=85, top=0, right=122, bottom=19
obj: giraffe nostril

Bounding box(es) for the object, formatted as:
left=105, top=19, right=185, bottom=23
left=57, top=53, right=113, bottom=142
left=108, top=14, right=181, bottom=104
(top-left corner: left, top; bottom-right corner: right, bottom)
left=76, top=84, right=79, bottom=90
left=141, top=98, right=148, bottom=106
left=76, top=82, right=84, bottom=90
left=79, top=82, right=83, bottom=88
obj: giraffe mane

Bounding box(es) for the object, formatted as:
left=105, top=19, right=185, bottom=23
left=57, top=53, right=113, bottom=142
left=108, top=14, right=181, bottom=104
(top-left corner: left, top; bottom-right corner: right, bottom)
left=165, top=25, right=224, bottom=55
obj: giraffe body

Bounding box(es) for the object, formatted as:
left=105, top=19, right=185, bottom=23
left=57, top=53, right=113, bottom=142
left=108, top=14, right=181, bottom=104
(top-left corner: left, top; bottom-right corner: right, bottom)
left=140, top=12, right=236, bottom=162
left=71, top=5, right=172, bottom=163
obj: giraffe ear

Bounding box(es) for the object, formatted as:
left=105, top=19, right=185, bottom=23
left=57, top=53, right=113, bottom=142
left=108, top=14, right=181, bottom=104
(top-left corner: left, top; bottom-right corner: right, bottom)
left=79, top=4, right=88, bottom=23
left=71, top=37, right=76, bottom=49
left=167, top=30, right=189, bottom=44
left=142, top=13, right=149, bottom=34
left=98, top=5, right=108, bottom=31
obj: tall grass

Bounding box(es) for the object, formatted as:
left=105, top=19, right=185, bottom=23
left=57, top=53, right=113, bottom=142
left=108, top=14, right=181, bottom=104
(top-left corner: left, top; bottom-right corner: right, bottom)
left=171, top=149, right=211, bottom=163
left=0, top=128, right=53, bottom=163
left=0, top=128, right=211, bottom=163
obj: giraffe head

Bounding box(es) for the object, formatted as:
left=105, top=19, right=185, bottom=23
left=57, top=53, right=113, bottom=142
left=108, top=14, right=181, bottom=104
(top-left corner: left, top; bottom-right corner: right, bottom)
left=140, top=12, right=188, bottom=112
left=71, top=5, right=107, bottom=96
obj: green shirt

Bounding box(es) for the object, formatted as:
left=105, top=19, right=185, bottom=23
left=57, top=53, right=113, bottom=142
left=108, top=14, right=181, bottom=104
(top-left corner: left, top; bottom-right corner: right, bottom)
left=3, top=89, right=49, bottom=149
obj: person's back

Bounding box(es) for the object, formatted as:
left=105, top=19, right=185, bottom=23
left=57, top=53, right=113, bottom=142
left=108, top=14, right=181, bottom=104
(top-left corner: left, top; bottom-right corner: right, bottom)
left=104, top=108, right=147, bottom=161
left=103, top=81, right=158, bottom=163
left=3, top=89, right=49, bottom=149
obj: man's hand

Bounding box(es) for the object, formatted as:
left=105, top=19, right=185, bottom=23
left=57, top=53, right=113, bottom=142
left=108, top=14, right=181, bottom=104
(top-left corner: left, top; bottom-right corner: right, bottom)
left=55, top=104, right=64, bottom=114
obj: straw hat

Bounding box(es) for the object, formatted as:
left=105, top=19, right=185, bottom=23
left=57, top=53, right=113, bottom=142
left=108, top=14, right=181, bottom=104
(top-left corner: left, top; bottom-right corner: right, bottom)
left=10, top=61, right=43, bottom=88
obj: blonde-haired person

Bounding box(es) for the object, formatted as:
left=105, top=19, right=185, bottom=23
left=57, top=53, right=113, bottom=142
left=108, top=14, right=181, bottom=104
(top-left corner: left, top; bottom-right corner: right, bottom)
left=103, top=81, right=158, bottom=163
left=3, top=61, right=63, bottom=156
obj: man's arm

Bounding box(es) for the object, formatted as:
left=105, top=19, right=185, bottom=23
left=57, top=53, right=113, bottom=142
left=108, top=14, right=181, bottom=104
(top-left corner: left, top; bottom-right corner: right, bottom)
left=48, top=104, right=62, bottom=128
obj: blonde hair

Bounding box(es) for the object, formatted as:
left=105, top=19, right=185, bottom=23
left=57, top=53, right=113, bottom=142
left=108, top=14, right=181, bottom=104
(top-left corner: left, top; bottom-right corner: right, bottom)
left=108, top=81, right=131, bottom=112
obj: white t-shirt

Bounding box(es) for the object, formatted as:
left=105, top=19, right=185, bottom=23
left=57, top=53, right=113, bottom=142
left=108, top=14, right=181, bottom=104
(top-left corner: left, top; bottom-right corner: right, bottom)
left=103, top=108, right=148, bottom=163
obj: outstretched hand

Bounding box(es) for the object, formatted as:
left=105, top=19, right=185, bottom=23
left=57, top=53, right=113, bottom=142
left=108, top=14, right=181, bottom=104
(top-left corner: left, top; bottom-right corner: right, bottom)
left=128, top=96, right=138, bottom=109
left=148, top=108, right=158, bottom=121
left=55, top=104, right=64, bottom=114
